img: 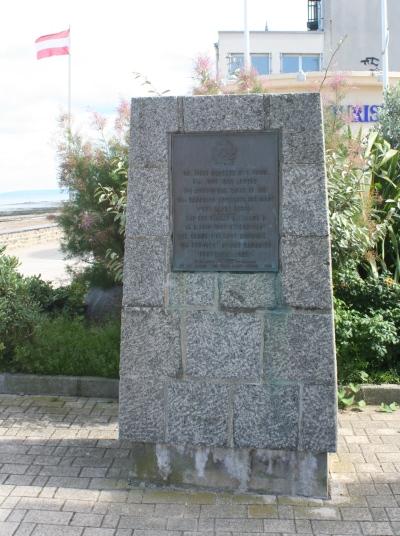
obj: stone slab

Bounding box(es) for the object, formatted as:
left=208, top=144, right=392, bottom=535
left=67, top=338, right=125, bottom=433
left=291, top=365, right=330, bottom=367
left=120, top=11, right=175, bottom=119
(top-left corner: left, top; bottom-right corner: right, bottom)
left=219, top=273, right=276, bottom=309
left=119, top=378, right=165, bottom=442
left=123, top=237, right=168, bottom=307
left=130, top=96, right=179, bottom=166
left=166, top=382, right=230, bottom=446
left=233, top=384, right=299, bottom=449
left=120, top=307, right=181, bottom=379
left=167, top=273, right=217, bottom=307
left=265, top=311, right=336, bottom=384
left=269, top=93, right=325, bottom=165
left=300, top=385, right=337, bottom=453
left=185, top=310, right=263, bottom=380
left=281, top=163, right=329, bottom=237
left=126, top=167, right=169, bottom=236
left=128, top=442, right=328, bottom=498
left=280, top=236, right=333, bottom=309
left=182, top=95, right=266, bottom=131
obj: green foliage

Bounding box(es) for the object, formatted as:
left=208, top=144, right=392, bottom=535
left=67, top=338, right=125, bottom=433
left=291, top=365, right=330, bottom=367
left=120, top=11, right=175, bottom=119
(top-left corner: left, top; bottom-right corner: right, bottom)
left=337, top=372, right=367, bottom=410
left=327, top=133, right=399, bottom=279
left=95, top=157, right=127, bottom=283
left=334, top=296, right=398, bottom=382
left=57, top=101, right=129, bottom=286
left=0, top=247, right=40, bottom=362
left=24, top=275, right=87, bottom=317
left=380, top=402, right=399, bottom=413
left=0, top=246, right=119, bottom=379
left=369, top=370, right=400, bottom=384
left=13, top=316, right=120, bottom=378
left=376, top=84, right=400, bottom=149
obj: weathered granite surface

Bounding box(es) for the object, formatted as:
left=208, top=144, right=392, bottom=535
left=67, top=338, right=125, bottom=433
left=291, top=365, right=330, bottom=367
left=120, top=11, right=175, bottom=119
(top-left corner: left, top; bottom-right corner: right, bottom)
left=120, top=93, right=337, bottom=497
left=185, top=310, right=263, bottom=380
left=220, top=273, right=276, bottom=309
left=120, top=307, right=181, bottom=379
left=123, top=237, right=168, bottom=307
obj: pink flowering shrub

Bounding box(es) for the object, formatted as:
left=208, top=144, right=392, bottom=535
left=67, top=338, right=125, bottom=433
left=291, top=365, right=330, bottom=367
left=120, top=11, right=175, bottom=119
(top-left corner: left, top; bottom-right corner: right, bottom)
left=192, top=55, right=269, bottom=95
left=57, top=101, right=129, bottom=286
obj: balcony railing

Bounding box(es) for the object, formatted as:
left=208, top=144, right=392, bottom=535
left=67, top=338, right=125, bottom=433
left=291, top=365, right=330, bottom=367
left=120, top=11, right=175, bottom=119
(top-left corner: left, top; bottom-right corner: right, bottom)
left=307, top=0, right=321, bottom=31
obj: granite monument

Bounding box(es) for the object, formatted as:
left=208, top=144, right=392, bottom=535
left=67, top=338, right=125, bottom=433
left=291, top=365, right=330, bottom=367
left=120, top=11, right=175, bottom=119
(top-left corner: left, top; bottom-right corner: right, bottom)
left=119, top=93, right=337, bottom=497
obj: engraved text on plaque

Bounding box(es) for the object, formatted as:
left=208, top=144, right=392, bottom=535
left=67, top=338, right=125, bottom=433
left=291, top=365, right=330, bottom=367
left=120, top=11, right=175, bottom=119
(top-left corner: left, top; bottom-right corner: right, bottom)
left=171, top=131, right=279, bottom=271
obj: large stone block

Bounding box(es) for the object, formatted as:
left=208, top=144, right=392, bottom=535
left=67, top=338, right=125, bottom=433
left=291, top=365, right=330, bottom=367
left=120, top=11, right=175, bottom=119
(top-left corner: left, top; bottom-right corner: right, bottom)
left=166, top=273, right=217, bottom=307
left=120, top=307, right=181, bottom=379
left=126, top=167, right=169, bottom=236
left=185, top=310, right=263, bottom=380
left=219, top=273, right=276, bottom=309
left=280, top=236, right=332, bottom=309
left=130, top=96, right=179, bottom=166
left=182, top=95, right=266, bottom=131
left=281, top=164, right=329, bottom=237
left=265, top=311, right=336, bottom=384
left=233, top=384, right=299, bottom=449
left=300, top=385, right=337, bottom=452
left=123, top=237, right=168, bottom=307
left=128, top=443, right=328, bottom=498
left=269, top=93, right=324, bottom=164
left=166, top=382, right=230, bottom=446
left=119, top=378, right=165, bottom=442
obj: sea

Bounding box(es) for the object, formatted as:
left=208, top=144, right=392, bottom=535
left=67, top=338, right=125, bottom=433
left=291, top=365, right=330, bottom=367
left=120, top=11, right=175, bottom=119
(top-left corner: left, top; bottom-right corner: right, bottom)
left=0, top=189, right=69, bottom=216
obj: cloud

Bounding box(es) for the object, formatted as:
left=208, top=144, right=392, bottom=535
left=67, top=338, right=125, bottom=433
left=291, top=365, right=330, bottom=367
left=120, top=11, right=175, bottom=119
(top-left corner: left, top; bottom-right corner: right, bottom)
left=0, top=0, right=306, bottom=192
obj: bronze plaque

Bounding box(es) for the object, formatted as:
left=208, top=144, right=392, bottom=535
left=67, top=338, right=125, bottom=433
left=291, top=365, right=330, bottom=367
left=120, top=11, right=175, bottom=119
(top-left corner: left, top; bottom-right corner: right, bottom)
left=171, top=131, right=279, bottom=272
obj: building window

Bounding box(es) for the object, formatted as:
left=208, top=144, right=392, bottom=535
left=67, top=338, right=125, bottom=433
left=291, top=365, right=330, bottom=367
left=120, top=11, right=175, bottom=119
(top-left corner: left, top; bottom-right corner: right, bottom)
left=228, top=54, right=244, bottom=75
left=227, top=53, right=271, bottom=76
left=251, top=54, right=270, bottom=75
left=281, top=54, right=321, bottom=73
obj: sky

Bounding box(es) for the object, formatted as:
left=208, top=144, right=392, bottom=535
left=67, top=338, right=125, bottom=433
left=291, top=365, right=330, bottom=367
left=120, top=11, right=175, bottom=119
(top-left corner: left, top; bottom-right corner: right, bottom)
left=0, top=0, right=307, bottom=192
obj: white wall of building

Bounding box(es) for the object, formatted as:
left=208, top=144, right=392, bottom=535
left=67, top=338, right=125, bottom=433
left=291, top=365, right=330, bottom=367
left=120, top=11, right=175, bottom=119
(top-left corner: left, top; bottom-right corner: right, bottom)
left=323, top=0, right=400, bottom=72
left=217, top=31, right=324, bottom=79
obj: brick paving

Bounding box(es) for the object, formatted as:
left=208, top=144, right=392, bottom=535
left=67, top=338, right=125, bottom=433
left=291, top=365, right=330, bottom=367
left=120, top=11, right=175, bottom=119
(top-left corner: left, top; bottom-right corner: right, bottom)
left=0, top=396, right=398, bottom=535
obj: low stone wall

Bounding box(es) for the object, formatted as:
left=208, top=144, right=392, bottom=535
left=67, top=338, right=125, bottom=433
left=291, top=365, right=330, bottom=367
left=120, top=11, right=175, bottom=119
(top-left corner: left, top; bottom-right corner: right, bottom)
left=0, top=225, right=62, bottom=249
left=0, top=373, right=119, bottom=399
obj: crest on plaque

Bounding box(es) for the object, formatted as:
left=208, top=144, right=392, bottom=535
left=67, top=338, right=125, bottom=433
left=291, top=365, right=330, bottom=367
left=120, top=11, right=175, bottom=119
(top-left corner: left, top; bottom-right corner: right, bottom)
left=211, top=139, right=238, bottom=166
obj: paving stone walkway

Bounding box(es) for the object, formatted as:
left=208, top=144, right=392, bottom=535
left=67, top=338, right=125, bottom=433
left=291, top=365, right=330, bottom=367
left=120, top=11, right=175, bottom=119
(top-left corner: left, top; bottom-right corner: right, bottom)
left=0, top=395, right=399, bottom=535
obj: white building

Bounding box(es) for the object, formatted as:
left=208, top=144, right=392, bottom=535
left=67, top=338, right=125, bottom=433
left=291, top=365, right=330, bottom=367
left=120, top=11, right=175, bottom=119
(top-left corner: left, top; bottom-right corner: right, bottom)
left=216, top=0, right=400, bottom=126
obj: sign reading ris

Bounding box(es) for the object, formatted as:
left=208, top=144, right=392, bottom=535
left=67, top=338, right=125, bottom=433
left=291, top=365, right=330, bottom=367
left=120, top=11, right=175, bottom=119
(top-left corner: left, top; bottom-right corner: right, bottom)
left=333, top=104, right=381, bottom=123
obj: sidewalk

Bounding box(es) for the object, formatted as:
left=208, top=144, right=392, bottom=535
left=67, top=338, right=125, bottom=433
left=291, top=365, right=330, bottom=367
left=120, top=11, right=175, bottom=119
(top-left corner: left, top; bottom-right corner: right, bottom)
left=0, top=395, right=399, bottom=535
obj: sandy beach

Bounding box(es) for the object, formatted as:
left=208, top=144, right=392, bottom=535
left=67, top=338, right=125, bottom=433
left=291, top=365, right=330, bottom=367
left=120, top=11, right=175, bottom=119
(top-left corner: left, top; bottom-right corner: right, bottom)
left=0, top=212, right=79, bottom=285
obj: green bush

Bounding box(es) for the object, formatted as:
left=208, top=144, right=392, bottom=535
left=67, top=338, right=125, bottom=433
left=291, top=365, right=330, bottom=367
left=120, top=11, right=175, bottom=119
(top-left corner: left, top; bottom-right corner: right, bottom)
left=24, top=275, right=87, bottom=317
left=376, top=83, right=400, bottom=149
left=0, top=248, right=40, bottom=362
left=334, top=297, right=398, bottom=382
left=13, top=316, right=120, bottom=378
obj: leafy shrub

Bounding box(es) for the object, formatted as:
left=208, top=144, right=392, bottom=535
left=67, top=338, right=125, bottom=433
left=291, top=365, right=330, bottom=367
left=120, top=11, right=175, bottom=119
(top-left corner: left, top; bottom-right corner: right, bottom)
left=0, top=248, right=40, bottom=362
left=334, top=297, right=398, bottom=382
left=24, top=276, right=87, bottom=317
left=376, top=83, right=400, bottom=149
left=57, top=101, right=129, bottom=286
left=13, top=316, right=120, bottom=378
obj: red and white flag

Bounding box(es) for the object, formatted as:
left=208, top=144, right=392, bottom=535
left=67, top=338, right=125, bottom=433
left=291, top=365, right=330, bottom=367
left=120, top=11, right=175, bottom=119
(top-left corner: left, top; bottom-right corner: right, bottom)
left=35, top=29, right=70, bottom=60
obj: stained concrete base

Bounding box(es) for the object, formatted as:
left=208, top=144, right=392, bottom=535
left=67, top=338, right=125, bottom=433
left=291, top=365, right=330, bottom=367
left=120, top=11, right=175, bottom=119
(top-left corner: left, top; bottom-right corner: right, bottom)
left=129, top=443, right=328, bottom=498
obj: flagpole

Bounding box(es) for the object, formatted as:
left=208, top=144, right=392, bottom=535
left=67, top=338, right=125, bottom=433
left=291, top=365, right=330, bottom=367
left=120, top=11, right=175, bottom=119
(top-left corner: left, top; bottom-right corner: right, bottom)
left=68, top=25, right=71, bottom=135
left=244, top=0, right=251, bottom=71
left=381, top=0, right=389, bottom=92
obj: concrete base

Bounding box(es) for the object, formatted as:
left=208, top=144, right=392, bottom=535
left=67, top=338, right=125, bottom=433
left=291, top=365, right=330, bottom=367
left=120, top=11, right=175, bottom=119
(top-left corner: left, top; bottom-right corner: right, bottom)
left=128, top=442, right=328, bottom=498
